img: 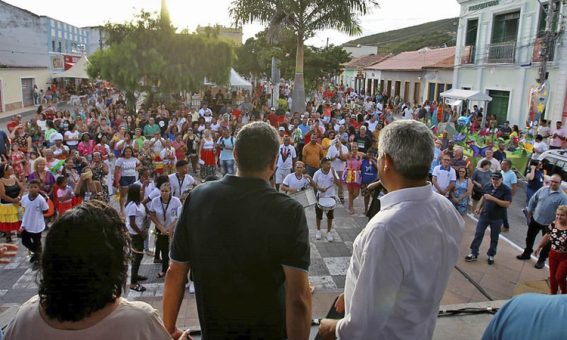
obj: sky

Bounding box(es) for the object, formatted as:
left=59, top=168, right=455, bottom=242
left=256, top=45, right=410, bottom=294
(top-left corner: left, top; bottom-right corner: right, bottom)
left=5, top=0, right=461, bottom=47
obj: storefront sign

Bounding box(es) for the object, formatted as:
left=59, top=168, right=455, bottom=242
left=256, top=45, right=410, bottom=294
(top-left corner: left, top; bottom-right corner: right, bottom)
left=64, top=55, right=81, bottom=70
left=50, top=55, right=64, bottom=70
left=468, top=0, right=499, bottom=12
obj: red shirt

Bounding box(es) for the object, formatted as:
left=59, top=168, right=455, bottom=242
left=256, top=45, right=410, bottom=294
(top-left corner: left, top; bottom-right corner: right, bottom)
left=267, top=113, right=278, bottom=127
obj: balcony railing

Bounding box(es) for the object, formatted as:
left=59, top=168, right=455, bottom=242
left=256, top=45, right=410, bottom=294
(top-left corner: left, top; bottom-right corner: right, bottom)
left=460, top=45, right=475, bottom=64
left=486, top=41, right=516, bottom=63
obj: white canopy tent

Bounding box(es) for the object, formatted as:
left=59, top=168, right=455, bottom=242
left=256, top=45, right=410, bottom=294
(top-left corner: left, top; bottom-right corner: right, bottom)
left=229, top=68, right=252, bottom=89
left=52, top=56, right=90, bottom=79
left=440, top=89, right=492, bottom=127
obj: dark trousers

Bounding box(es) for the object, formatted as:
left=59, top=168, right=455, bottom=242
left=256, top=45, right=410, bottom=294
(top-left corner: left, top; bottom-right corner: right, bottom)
left=470, top=215, right=503, bottom=257
left=523, top=219, right=551, bottom=262
left=503, top=210, right=509, bottom=229
left=155, top=234, right=170, bottom=273
left=21, top=229, right=42, bottom=257
left=131, top=234, right=144, bottom=284
left=305, top=165, right=318, bottom=177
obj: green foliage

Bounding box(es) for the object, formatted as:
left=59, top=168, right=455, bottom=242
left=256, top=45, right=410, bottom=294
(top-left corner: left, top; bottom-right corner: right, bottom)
left=230, top=0, right=379, bottom=113
left=87, top=10, right=233, bottom=108
left=344, top=18, right=458, bottom=54
left=233, top=29, right=350, bottom=92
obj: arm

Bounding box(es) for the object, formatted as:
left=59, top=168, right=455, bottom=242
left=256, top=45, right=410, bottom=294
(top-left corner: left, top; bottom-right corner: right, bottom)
left=149, top=212, right=167, bottom=234
left=526, top=165, right=536, bottom=181
left=535, top=233, right=551, bottom=256
left=431, top=176, right=443, bottom=194
left=483, top=194, right=511, bottom=208
left=163, top=261, right=191, bottom=339
left=283, top=266, right=312, bottom=340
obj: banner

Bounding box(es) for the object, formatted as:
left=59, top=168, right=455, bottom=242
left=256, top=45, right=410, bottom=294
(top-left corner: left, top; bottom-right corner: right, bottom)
left=64, top=55, right=81, bottom=70
left=528, top=81, right=550, bottom=123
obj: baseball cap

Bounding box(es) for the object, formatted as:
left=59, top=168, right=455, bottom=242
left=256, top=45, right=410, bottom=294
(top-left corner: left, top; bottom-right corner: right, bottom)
left=52, top=133, right=63, bottom=141
left=270, top=107, right=276, bottom=111
left=278, top=126, right=285, bottom=131
left=491, top=172, right=503, bottom=179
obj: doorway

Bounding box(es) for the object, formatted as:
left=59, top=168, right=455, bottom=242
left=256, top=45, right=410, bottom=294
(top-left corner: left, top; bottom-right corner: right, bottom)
left=21, top=78, right=34, bottom=107
left=487, top=90, right=510, bottom=123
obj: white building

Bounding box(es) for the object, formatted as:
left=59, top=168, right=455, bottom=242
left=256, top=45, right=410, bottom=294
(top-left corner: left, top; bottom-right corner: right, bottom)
left=0, top=0, right=103, bottom=113
left=365, top=47, right=455, bottom=105
left=453, top=0, right=567, bottom=125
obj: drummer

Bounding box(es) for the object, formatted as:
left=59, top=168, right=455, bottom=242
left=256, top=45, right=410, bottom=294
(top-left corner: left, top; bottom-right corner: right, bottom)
left=281, top=161, right=311, bottom=194
left=312, top=157, right=340, bottom=242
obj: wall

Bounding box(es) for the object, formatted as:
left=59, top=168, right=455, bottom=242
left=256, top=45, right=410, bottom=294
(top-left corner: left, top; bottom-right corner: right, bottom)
left=0, top=2, right=48, bottom=68
left=453, top=0, right=566, bottom=125
left=0, top=68, right=50, bottom=113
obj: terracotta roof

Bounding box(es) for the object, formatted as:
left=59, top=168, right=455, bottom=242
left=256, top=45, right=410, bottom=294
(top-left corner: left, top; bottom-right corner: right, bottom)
left=366, top=46, right=455, bottom=71
left=343, top=54, right=391, bottom=69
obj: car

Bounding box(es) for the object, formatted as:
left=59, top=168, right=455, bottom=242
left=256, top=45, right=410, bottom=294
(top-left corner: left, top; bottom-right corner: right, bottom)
left=537, top=149, right=567, bottom=192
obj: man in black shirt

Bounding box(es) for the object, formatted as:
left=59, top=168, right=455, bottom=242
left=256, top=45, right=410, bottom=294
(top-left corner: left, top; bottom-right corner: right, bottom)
left=163, top=122, right=311, bottom=339
left=465, top=172, right=512, bottom=265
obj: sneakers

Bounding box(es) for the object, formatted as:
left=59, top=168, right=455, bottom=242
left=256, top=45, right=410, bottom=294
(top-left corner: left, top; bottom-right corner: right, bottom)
left=516, top=252, right=531, bottom=260
left=189, top=281, right=195, bottom=294
left=315, top=230, right=322, bottom=240
left=327, top=232, right=334, bottom=242
left=534, top=260, right=546, bottom=269
left=487, top=256, right=495, bottom=265
left=465, top=254, right=478, bottom=262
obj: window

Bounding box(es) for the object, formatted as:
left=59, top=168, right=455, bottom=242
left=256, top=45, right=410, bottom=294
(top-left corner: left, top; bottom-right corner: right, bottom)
left=538, top=2, right=560, bottom=36
left=58, top=41, right=62, bottom=52
left=466, top=19, right=478, bottom=46
left=414, top=82, right=421, bottom=104
left=51, top=40, right=55, bottom=51
left=437, top=84, right=445, bottom=101
left=428, top=82, right=436, bottom=103
left=492, top=11, right=520, bottom=43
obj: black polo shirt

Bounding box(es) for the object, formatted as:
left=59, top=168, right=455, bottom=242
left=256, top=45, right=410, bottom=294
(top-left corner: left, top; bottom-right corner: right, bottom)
left=170, top=175, right=310, bottom=339
left=481, top=183, right=512, bottom=220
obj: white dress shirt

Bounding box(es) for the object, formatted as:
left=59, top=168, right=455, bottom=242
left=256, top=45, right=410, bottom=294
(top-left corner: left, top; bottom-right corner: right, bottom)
left=336, top=184, right=465, bottom=340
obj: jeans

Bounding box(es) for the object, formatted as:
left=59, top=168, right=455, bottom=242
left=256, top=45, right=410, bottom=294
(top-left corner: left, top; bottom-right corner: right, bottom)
left=523, top=218, right=551, bottom=262
left=221, top=159, right=235, bottom=175
left=470, top=215, right=503, bottom=257
left=155, top=234, right=170, bottom=273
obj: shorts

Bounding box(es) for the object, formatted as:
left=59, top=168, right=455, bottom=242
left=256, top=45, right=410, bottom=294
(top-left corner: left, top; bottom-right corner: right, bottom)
left=315, top=205, right=334, bottom=220
left=275, top=168, right=292, bottom=185
left=119, top=176, right=136, bottom=187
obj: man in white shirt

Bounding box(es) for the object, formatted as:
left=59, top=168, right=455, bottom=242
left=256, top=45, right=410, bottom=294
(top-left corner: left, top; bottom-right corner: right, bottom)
left=168, top=160, right=196, bottom=202
left=318, top=120, right=465, bottom=340
left=432, top=154, right=456, bottom=197
left=549, top=120, right=566, bottom=149
left=476, top=149, right=501, bottom=172
left=281, top=161, right=311, bottom=194
left=403, top=105, right=414, bottom=120
left=531, top=134, right=548, bottom=159
left=312, top=158, right=340, bottom=242
left=326, top=137, right=348, bottom=203
left=275, top=135, right=297, bottom=191
left=198, top=102, right=213, bottom=120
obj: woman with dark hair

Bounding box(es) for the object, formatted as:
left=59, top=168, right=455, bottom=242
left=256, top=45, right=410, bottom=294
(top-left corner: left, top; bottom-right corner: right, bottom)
left=125, top=183, right=147, bottom=292
left=149, top=182, right=181, bottom=278
left=4, top=201, right=172, bottom=339
left=450, top=167, right=473, bottom=215
left=0, top=164, right=24, bottom=242
left=114, top=146, right=141, bottom=214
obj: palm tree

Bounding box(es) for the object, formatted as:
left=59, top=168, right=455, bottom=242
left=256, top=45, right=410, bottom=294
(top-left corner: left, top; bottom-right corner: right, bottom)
left=230, top=0, right=378, bottom=114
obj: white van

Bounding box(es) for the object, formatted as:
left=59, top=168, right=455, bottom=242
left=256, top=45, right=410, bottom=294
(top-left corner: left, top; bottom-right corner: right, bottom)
left=537, top=149, right=567, bottom=192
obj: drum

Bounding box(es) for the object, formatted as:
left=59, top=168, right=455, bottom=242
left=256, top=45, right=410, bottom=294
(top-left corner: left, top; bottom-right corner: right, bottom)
left=317, top=197, right=337, bottom=212
left=290, top=187, right=317, bottom=208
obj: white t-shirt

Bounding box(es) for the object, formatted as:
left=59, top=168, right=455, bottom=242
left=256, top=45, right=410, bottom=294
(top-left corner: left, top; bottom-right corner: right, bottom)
left=432, top=165, right=456, bottom=193
left=366, top=120, right=378, bottom=132
left=64, top=130, right=80, bottom=146
left=125, top=202, right=146, bottom=235
left=116, top=157, right=139, bottom=178
left=134, top=180, right=155, bottom=200
left=148, top=196, right=182, bottom=227
left=168, top=173, right=195, bottom=199
left=20, top=194, right=49, bottom=233
left=282, top=173, right=310, bottom=191
left=313, top=169, right=336, bottom=198
left=327, top=144, right=348, bottom=172
left=150, top=138, right=165, bottom=154
left=276, top=144, right=297, bottom=170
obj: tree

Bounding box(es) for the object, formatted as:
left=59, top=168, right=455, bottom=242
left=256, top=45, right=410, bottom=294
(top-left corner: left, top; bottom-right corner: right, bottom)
left=87, top=11, right=233, bottom=110
left=230, top=0, right=378, bottom=113
left=234, top=30, right=350, bottom=93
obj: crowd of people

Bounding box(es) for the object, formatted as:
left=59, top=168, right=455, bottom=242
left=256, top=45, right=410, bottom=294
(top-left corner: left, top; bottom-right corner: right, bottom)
left=1, top=80, right=567, bottom=339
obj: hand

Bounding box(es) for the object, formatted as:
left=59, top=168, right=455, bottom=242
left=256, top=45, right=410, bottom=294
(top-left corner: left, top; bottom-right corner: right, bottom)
left=474, top=208, right=481, bottom=215
left=320, top=187, right=327, bottom=193
left=335, top=293, right=345, bottom=313
left=0, top=243, right=18, bottom=264
left=169, top=327, right=185, bottom=340
left=483, top=194, right=493, bottom=202
left=318, top=319, right=339, bottom=340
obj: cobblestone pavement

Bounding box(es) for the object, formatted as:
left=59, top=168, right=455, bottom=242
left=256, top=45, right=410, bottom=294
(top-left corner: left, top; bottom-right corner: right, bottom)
left=0, top=192, right=369, bottom=306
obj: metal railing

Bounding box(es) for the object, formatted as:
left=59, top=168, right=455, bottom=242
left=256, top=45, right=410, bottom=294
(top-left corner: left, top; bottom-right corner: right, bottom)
left=486, top=41, right=516, bottom=63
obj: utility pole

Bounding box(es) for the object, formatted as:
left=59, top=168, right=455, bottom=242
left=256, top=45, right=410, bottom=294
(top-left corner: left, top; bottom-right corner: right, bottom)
left=537, top=0, right=557, bottom=84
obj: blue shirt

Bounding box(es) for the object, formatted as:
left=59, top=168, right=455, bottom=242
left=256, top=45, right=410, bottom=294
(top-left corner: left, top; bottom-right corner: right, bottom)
left=481, top=184, right=512, bottom=220
left=482, top=293, right=567, bottom=340
left=501, top=170, right=517, bottom=189
left=218, top=136, right=235, bottom=161
left=360, top=159, right=378, bottom=185
left=430, top=147, right=441, bottom=174
left=527, top=186, right=567, bottom=225
left=298, top=123, right=310, bottom=140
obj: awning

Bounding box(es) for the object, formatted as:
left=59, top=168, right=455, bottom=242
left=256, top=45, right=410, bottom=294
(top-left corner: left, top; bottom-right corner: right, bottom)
left=447, top=99, right=463, bottom=106
left=52, top=56, right=89, bottom=79
left=230, top=69, right=252, bottom=89
left=440, top=89, right=492, bottom=102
